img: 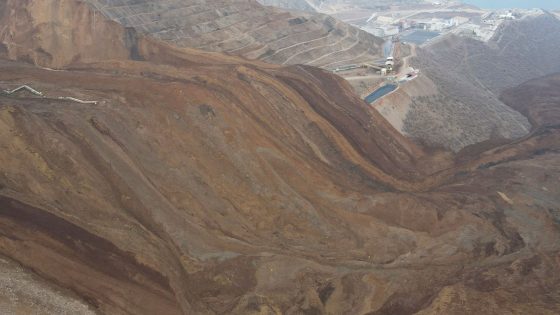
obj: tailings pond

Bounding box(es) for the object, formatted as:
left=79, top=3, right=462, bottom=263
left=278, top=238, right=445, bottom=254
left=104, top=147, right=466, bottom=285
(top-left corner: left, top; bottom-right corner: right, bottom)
left=401, top=30, right=440, bottom=45
left=365, top=84, right=398, bottom=104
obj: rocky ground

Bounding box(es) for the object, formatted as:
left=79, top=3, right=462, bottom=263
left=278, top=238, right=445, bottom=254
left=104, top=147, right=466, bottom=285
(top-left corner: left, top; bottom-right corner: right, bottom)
left=375, top=13, right=560, bottom=152
left=0, top=1, right=559, bottom=314
left=82, top=0, right=384, bottom=68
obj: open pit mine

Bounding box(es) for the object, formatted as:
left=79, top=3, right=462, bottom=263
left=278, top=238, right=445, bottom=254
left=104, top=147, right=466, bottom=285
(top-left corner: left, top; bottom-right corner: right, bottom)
left=0, top=1, right=559, bottom=314
left=82, top=0, right=385, bottom=69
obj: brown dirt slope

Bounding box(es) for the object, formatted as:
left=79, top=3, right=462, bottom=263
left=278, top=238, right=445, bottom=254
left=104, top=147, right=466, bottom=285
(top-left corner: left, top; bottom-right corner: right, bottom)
left=0, top=1, right=560, bottom=314
left=500, top=73, right=560, bottom=129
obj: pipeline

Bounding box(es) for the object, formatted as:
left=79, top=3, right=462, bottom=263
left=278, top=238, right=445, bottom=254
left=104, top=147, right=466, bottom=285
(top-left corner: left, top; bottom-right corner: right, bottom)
left=57, top=96, right=98, bottom=104
left=2, top=85, right=99, bottom=104
left=3, top=85, right=44, bottom=96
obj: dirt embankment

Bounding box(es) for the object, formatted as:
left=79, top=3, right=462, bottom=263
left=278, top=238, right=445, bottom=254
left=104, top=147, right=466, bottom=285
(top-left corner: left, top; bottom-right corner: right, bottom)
left=500, top=73, right=560, bottom=130
left=0, top=1, right=560, bottom=314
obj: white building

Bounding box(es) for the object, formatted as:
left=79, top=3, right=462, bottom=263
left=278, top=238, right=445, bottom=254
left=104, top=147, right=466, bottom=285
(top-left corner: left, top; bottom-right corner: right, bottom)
left=451, top=16, right=469, bottom=26
left=430, top=21, right=450, bottom=31
left=498, top=11, right=516, bottom=20
left=376, top=16, right=395, bottom=24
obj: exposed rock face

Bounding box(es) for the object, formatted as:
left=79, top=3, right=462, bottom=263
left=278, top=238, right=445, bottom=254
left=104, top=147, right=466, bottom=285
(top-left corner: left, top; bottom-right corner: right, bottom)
left=378, top=14, right=560, bottom=152
left=0, top=0, right=131, bottom=68
left=1, top=1, right=560, bottom=314
left=80, top=0, right=384, bottom=68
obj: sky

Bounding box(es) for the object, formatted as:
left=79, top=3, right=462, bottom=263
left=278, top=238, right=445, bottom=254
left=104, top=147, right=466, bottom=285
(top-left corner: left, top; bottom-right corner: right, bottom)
left=463, top=0, right=560, bottom=10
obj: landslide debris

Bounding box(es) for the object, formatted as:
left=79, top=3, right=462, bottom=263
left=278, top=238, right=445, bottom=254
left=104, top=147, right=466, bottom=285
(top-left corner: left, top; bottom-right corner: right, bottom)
left=0, top=1, right=560, bottom=315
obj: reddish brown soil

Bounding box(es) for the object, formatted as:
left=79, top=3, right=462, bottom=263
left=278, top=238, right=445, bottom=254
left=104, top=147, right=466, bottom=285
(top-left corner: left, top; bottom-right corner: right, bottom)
left=0, top=1, right=559, bottom=314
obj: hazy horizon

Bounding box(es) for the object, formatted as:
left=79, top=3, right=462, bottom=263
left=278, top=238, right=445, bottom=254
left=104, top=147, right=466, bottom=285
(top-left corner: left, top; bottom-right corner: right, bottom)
left=464, top=0, right=559, bottom=10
